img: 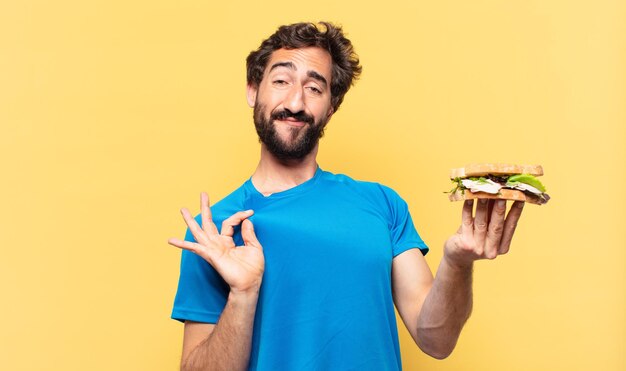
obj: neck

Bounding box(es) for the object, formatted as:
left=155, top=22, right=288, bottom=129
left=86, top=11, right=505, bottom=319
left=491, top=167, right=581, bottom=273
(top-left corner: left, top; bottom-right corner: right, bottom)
left=251, top=145, right=319, bottom=196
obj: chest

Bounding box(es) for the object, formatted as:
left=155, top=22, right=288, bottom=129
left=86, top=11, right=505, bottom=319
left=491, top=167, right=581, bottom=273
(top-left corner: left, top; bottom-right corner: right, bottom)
left=242, top=192, right=393, bottom=292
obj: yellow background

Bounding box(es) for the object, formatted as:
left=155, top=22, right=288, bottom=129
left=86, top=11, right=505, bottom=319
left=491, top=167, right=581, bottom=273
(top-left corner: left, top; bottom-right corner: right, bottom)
left=1, top=1, right=624, bottom=370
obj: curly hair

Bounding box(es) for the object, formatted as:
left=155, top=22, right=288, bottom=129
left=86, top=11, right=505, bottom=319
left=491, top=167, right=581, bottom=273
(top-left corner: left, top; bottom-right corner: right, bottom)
left=246, top=22, right=362, bottom=112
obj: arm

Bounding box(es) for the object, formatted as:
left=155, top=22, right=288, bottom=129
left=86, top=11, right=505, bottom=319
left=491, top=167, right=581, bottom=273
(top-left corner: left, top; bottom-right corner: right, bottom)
left=180, top=290, right=258, bottom=371
left=393, top=250, right=472, bottom=359
left=393, top=199, right=524, bottom=359
left=169, top=193, right=265, bottom=370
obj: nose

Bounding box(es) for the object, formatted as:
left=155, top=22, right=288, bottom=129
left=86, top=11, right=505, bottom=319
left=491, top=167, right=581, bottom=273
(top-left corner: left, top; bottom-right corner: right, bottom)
left=283, top=85, right=305, bottom=113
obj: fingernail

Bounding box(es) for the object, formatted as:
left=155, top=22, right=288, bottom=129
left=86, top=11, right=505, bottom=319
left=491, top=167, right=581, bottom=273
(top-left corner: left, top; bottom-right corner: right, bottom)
left=497, top=200, right=505, bottom=208
left=518, top=202, right=525, bottom=208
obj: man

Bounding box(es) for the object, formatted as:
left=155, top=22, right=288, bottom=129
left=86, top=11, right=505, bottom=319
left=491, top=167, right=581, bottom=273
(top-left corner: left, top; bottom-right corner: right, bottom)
left=169, top=22, right=524, bottom=370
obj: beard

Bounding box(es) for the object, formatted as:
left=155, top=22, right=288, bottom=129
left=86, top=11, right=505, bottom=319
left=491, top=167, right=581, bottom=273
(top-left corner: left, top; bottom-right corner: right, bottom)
left=253, top=104, right=328, bottom=161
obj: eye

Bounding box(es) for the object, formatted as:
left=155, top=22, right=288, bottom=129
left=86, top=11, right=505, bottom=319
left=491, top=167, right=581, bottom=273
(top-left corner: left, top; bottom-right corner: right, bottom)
left=307, top=86, right=322, bottom=94
left=273, top=79, right=288, bottom=85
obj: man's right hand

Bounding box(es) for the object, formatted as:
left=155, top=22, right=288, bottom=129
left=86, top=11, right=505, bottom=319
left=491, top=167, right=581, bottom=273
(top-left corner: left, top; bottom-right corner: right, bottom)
left=168, top=192, right=264, bottom=294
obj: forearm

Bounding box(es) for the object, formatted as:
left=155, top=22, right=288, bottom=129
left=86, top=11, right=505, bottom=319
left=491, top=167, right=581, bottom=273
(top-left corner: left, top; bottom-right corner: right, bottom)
left=416, top=256, right=473, bottom=359
left=182, top=290, right=259, bottom=371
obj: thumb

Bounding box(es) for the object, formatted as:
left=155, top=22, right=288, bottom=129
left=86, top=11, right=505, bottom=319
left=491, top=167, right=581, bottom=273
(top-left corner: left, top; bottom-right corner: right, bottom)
left=241, top=219, right=262, bottom=249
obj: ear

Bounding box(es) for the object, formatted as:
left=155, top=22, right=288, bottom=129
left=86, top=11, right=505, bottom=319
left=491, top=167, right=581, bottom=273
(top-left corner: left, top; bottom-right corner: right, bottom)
left=246, top=84, right=258, bottom=107
left=320, top=106, right=335, bottom=129
left=326, top=106, right=335, bottom=120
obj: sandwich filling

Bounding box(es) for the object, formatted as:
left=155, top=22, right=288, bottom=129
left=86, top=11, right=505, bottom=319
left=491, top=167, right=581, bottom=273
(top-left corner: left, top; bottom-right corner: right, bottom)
left=449, top=174, right=550, bottom=203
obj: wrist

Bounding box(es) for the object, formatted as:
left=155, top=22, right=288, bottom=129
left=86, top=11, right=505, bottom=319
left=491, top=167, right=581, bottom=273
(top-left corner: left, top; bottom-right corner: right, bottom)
left=442, top=239, right=474, bottom=274
left=442, top=253, right=473, bottom=274
left=225, top=287, right=260, bottom=329
left=442, top=235, right=476, bottom=271
left=229, top=285, right=261, bottom=304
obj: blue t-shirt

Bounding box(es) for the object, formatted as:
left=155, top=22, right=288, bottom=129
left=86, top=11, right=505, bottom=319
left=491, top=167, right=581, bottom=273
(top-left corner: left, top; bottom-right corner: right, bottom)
left=172, top=168, right=428, bottom=370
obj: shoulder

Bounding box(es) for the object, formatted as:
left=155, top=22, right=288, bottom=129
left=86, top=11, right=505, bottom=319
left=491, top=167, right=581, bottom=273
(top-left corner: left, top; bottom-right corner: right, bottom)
left=318, top=169, right=408, bottom=211
left=320, top=168, right=402, bottom=195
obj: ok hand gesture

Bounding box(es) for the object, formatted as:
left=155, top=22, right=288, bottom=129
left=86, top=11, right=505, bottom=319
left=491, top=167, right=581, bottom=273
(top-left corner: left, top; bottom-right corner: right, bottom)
left=168, top=192, right=265, bottom=294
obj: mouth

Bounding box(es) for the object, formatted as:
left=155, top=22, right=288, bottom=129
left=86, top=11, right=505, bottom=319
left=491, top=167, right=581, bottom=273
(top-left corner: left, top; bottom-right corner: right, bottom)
left=275, top=118, right=307, bottom=127
left=271, top=110, right=314, bottom=128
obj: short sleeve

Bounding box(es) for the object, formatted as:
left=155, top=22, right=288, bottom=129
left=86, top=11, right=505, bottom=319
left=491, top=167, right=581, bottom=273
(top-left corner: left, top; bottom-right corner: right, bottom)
left=381, top=186, right=429, bottom=257
left=171, top=217, right=229, bottom=323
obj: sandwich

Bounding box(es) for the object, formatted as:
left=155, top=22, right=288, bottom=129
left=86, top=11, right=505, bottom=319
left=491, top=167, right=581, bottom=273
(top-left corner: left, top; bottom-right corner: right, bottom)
left=447, top=163, right=550, bottom=205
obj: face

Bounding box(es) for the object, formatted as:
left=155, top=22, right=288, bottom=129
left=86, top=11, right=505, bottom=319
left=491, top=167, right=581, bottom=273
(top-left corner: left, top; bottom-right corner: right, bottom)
left=247, top=47, right=334, bottom=161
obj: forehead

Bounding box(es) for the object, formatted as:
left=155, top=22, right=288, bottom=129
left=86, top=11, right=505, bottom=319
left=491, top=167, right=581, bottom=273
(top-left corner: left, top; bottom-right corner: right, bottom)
left=265, top=47, right=332, bottom=81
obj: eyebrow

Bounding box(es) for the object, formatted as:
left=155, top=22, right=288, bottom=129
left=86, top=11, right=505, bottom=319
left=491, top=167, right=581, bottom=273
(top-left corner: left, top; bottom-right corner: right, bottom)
left=307, top=71, right=328, bottom=87
left=269, top=61, right=329, bottom=88
left=269, top=61, right=296, bottom=72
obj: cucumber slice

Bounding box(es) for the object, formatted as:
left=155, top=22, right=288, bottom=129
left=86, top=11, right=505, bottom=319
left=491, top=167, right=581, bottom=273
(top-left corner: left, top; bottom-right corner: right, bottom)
left=507, top=174, right=546, bottom=193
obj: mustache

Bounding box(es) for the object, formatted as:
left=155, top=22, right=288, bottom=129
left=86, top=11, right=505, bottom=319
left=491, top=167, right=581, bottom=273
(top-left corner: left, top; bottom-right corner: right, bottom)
left=270, top=110, right=315, bottom=125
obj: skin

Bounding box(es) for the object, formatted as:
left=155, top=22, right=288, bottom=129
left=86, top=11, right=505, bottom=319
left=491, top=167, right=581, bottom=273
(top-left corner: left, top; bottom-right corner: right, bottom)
left=392, top=198, right=524, bottom=359
left=246, top=47, right=334, bottom=195
left=168, top=194, right=263, bottom=371
left=168, top=46, right=525, bottom=369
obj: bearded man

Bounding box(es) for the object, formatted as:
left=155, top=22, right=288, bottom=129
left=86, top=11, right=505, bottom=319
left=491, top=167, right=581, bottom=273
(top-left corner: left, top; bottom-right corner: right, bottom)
left=169, top=22, right=524, bottom=371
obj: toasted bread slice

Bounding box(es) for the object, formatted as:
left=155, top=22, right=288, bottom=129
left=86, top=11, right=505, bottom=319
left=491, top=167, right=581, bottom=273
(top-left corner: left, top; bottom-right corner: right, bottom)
left=450, top=164, right=544, bottom=179
left=448, top=189, right=545, bottom=205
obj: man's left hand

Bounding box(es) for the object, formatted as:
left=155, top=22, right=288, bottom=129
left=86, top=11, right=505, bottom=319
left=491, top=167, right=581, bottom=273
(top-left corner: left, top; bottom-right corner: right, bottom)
left=444, top=199, right=525, bottom=269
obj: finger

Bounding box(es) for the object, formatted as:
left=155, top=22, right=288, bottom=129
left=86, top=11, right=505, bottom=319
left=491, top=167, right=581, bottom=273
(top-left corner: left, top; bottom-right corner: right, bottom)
left=200, top=192, right=218, bottom=235
left=221, top=210, right=254, bottom=237
left=473, top=198, right=490, bottom=255
left=499, top=201, right=525, bottom=254
left=168, top=237, right=201, bottom=252
left=487, top=199, right=495, bottom=224
left=461, top=199, right=474, bottom=237
left=484, top=199, right=507, bottom=259
left=241, top=219, right=262, bottom=249
left=168, top=237, right=219, bottom=264
left=181, top=207, right=210, bottom=245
